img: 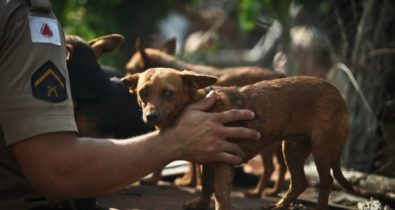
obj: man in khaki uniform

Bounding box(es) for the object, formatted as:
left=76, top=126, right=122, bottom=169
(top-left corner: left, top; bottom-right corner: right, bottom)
left=0, top=0, right=78, bottom=209
left=0, top=0, right=261, bottom=209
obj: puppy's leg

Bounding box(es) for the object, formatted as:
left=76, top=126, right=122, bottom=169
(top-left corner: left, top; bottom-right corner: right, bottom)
left=140, top=168, right=162, bottom=185
left=244, top=150, right=274, bottom=198
left=273, top=141, right=310, bottom=210
left=183, top=164, right=214, bottom=210
left=265, top=142, right=286, bottom=197
left=213, top=163, right=233, bottom=210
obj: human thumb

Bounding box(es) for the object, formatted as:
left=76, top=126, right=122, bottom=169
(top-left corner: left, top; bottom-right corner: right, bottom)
left=189, top=90, right=217, bottom=111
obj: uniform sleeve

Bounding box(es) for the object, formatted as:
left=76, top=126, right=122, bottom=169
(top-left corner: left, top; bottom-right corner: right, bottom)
left=0, top=8, right=78, bottom=146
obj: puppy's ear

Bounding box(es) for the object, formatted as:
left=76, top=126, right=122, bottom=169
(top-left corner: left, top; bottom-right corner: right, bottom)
left=89, top=34, right=124, bottom=59
left=66, top=43, right=74, bottom=61
left=135, top=37, right=149, bottom=66
left=121, top=74, right=140, bottom=94
left=160, top=37, right=176, bottom=55
left=181, top=70, right=217, bottom=89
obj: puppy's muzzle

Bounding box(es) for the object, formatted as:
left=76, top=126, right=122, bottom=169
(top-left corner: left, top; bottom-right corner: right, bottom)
left=145, top=110, right=159, bottom=125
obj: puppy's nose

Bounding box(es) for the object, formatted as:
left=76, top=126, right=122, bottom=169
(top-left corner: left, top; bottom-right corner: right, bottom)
left=146, top=111, right=159, bottom=124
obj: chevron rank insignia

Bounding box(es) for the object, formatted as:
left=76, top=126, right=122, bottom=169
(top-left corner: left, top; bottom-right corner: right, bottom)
left=31, top=61, right=67, bottom=102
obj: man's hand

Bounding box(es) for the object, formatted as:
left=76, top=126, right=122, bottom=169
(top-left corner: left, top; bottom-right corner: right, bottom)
left=171, top=91, right=261, bottom=164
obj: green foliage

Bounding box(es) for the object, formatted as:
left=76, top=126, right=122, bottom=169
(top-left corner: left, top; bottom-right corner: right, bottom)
left=238, top=0, right=262, bottom=33
left=237, top=0, right=312, bottom=34
left=51, top=0, right=310, bottom=67
left=238, top=0, right=292, bottom=33
left=52, top=0, right=196, bottom=68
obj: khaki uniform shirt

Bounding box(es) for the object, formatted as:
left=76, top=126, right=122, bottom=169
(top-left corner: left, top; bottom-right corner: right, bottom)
left=0, top=0, right=78, bottom=209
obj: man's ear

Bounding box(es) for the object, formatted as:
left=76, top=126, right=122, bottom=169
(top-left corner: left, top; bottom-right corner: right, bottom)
left=121, top=74, right=140, bottom=94
left=181, top=70, right=217, bottom=89
left=159, top=37, right=176, bottom=55
left=88, top=34, right=124, bottom=59
left=135, top=37, right=149, bottom=66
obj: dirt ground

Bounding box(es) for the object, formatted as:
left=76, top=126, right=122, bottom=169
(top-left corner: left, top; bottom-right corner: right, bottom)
left=98, top=183, right=272, bottom=210
left=96, top=182, right=365, bottom=210
left=96, top=160, right=379, bottom=210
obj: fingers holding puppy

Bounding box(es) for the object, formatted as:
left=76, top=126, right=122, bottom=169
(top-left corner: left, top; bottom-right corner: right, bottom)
left=172, top=92, right=260, bottom=165
left=217, top=125, right=261, bottom=140
left=215, top=109, right=256, bottom=124
left=210, top=152, right=245, bottom=165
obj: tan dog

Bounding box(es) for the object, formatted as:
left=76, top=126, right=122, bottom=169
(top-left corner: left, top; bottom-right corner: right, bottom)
left=125, top=38, right=285, bottom=87
left=125, top=38, right=287, bottom=196
left=122, top=67, right=355, bottom=210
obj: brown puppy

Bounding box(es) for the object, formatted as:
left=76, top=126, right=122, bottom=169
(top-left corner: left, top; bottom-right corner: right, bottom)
left=126, top=38, right=287, bottom=195
left=122, top=67, right=354, bottom=210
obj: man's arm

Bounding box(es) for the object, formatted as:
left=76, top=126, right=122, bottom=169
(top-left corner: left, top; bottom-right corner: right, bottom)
left=11, top=131, right=176, bottom=201
left=11, top=92, right=260, bottom=201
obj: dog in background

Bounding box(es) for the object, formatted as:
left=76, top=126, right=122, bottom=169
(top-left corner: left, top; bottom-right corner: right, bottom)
left=125, top=38, right=287, bottom=196
left=125, top=38, right=285, bottom=86
left=64, top=34, right=154, bottom=210
left=66, top=34, right=153, bottom=138
left=122, top=67, right=355, bottom=210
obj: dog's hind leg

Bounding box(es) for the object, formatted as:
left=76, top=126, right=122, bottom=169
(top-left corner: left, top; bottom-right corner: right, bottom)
left=273, top=140, right=310, bottom=210
left=312, top=121, right=349, bottom=210
left=312, top=148, right=334, bottom=210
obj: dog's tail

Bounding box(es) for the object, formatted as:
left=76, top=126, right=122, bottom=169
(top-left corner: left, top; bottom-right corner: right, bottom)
left=333, top=157, right=379, bottom=198
left=333, top=157, right=395, bottom=207
left=332, top=157, right=355, bottom=193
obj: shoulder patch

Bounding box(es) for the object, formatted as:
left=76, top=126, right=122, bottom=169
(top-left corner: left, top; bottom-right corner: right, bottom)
left=29, top=16, right=61, bottom=46
left=31, top=61, right=67, bottom=103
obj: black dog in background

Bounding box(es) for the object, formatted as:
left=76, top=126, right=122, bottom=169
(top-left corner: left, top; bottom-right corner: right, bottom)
left=66, top=34, right=153, bottom=139
left=63, top=34, right=153, bottom=210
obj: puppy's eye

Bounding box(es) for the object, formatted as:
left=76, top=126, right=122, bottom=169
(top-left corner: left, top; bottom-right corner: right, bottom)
left=139, top=88, right=149, bottom=98
left=163, top=89, right=174, bottom=98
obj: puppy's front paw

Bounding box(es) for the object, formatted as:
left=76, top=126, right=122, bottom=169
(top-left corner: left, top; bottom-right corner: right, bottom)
left=183, top=198, right=209, bottom=210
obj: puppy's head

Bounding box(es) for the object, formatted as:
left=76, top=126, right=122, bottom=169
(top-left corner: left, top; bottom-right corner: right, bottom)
left=122, top=68, right=217, bottom=129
